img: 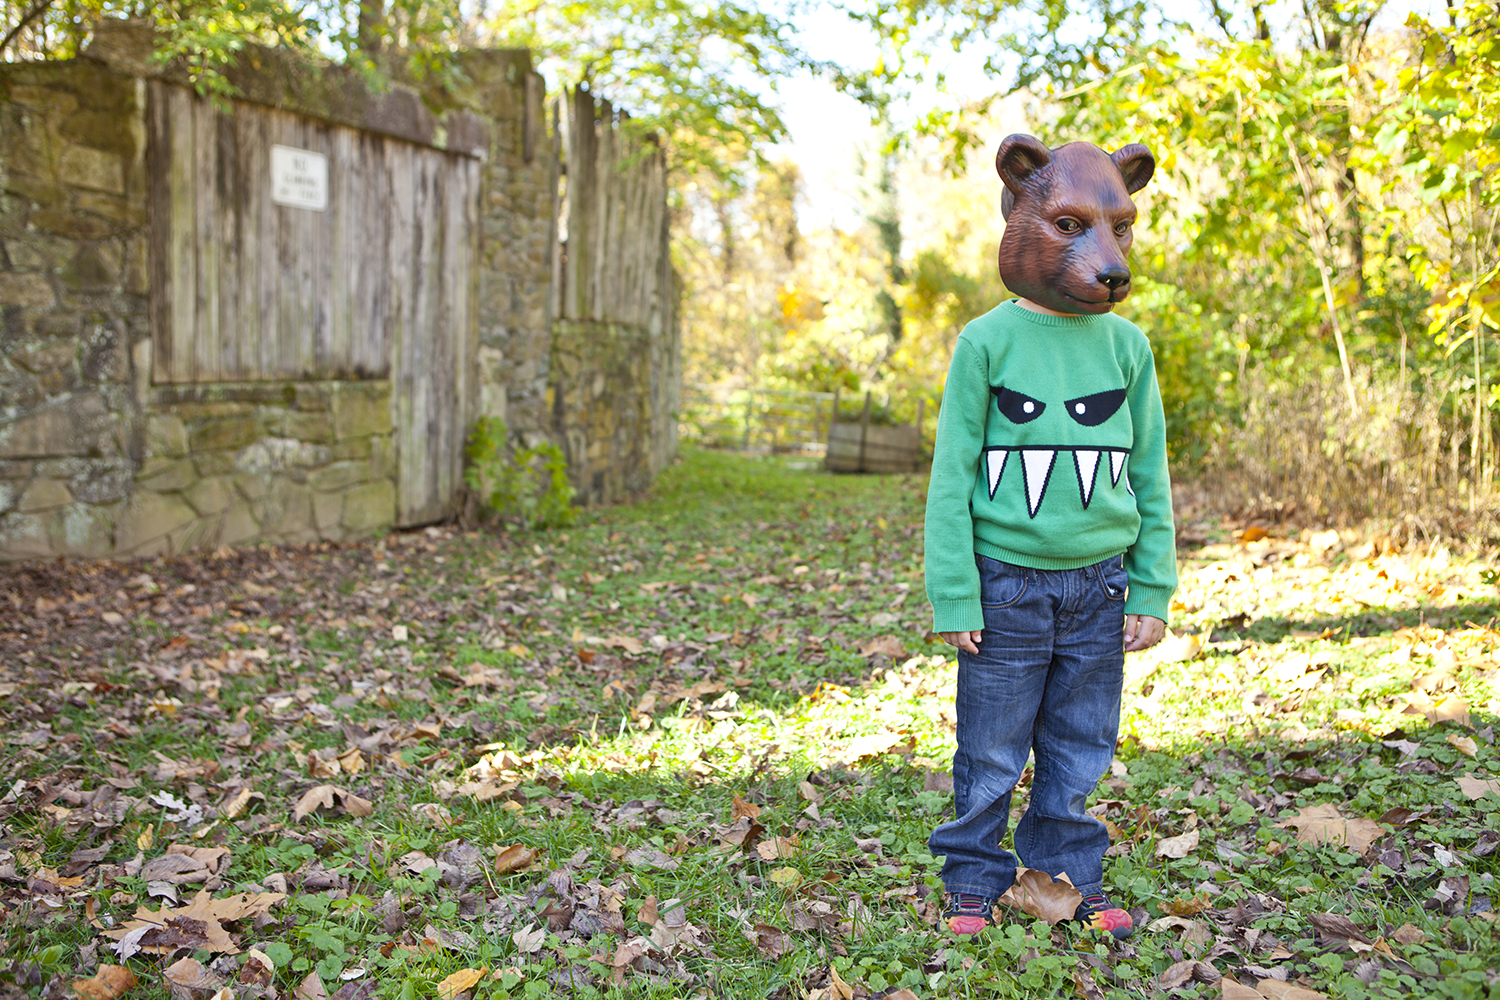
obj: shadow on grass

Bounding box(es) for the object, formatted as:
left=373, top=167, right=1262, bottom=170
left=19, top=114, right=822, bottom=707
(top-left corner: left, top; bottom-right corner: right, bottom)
left=1215, top=598, right=1500, bottom=645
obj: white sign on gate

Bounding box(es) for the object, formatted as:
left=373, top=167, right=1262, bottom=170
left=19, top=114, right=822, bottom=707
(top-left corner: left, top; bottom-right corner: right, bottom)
left=271, top=145, right=328, bottom=211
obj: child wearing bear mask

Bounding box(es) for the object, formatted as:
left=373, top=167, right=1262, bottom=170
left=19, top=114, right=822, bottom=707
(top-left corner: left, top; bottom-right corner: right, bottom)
left=924, top=134, right=1178, bottom=939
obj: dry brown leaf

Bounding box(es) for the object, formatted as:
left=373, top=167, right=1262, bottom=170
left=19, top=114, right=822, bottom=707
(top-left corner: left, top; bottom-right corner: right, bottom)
left=748, top=922, right=789, bottom=959
left=294, top=972, right=327, bottom=1000
left=1156, top=629, right=1206, bottom=663
left=884, top=992, right=921, bottom=1000
left=1156, top=829, right=1201, bottom=859
left=1162, top=894, right=1213, bottom=916
left=1402, top=691, right=1472, bottom=728
left=511, top=925, right=546, bottom=953
left=164, top=957, right=224, bottom=992
left=1274, top=803, right=1383, bottom=853
left=492, top=844, right=537, bottom=874
left=997, top=867, right=1081, bottom=925
left=1221, top=976, right=1261, bottom=999
left=826, top=964, right=855, bottom=1000
left=434, top=968, right=487, bottom=1000
left=858, top=635, right=906, bottom=659
left=731, top=795, right=762, bottom=820
left=755, top=836, right=798, bottom=861
left=1391, top=923, right=1426, bottom=946
left=1447, top=734, right=1478, bottom=758
left=293, top=785, right=371, bottom=821
left=843, top=731, right=908, bottom=762
left=103, top=889, right=284, bottom=956
left=1456, top=775, right=1500, bottom=800
left=1159, top=960, right=1197, bottom=989
left=73, top=965, right=137, bottom=1000
left=1255, top=981, right=1329, bottom=1000
left=602, top=634, right=644, bottom=655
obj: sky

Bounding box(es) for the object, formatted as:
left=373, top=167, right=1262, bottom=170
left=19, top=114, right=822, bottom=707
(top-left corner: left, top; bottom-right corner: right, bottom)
left=770, top=0, right=1455, bottom=233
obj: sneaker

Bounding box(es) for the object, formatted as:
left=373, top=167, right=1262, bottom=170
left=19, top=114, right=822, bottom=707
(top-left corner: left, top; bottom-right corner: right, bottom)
left=1073, top=889, right=1133, bottom=940
left=943, top=892, right=996, bottom=936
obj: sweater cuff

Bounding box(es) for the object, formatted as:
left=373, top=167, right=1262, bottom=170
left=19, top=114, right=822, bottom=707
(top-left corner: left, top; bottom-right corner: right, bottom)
left=1123, top=584, right=1172, bottom=623
left=931, top=597, right=984, bottom=634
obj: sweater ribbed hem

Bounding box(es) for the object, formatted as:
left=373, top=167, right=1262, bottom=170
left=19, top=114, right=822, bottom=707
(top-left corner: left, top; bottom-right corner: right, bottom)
left=931, top=597, right=984, bottom=635
left=1123, top=584, right=1172, bottom=623
left=974, top=539, right=1124, bottom=572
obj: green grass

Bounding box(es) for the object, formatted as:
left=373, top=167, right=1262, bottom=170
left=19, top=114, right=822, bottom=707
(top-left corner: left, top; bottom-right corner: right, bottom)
left=1, top=448, right=1498, bottom=1000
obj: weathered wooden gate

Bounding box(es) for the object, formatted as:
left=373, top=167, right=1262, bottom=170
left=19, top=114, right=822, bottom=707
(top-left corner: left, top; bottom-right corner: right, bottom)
left=146, top=81, right=479, bottom=526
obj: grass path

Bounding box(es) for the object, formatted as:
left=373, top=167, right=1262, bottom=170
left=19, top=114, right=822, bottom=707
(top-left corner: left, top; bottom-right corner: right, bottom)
left=1, top=448, right=1498, bottom=999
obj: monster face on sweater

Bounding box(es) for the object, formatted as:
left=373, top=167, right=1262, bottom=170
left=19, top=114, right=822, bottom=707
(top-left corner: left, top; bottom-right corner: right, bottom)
left=984, top=382, right=1132, bottom=519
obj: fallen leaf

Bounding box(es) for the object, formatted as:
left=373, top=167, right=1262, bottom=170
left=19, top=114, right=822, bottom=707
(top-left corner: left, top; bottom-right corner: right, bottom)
left=293, top=785, right=371, bottom=821
left=748, top=923, right=789, bottom=959
left=1221, top=977, right=1263, bottom=999
left=1156, top=629, right=1205, bottom=663
left=1447, top=734, right=1478, bottom=757
left=1156, top=829, right=1201, bottom=859
left=1255, top=980, right=1330, bottom=1000
left=1391, top=923, right=1426, bottom=945
left=826, top=964, right=855, bottom=1000
left=294, top=972, right=328, bottom=1000
left=492, top=844, right=538, bottom=874
left=1456, top=774, right=1500, bottom=800
left=768, top=867, right=803, bottom=887
left=435, top=967, right=487, bottom=1000
left=73, top=966, right=137, bottom=1000
left=1159, top=960, right=1197, bottom=989
left=164, top=957, right=224, bottom=991
left=1402, top=691, right=1471, bottom=728
left=1274, top=803, right=1384, bottom=853
left=858, top=635, right=906, bottom=658
left=997, top=867, right=1081, bottom=925
left=512, top=925, right=546, bottom=953
left=756, top=837, right=798, bottom=861
left=102, top=889, right=285, bottom=956
left=731, top=795, right=762, bottom=820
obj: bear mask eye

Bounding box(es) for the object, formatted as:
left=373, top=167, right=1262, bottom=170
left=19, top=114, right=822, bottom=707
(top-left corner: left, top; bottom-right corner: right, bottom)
left=1063, top=388, right=1127, bottom=427
left=992, top=386, right=1045, bottom=424
left=1056, top=217, right=1081, bottom=234
left=1114, top=221, right=1131, bottom=236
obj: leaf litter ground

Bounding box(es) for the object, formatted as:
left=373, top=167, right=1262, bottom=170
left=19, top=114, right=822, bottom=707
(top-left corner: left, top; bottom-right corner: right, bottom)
left=2, top=449, right=1499, bottom=1000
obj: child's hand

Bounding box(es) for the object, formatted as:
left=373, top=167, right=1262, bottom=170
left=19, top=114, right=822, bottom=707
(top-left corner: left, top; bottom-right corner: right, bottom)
left=1124, top=615, right=1165, bottom=652
left=940, top=630, right=983, bottom=654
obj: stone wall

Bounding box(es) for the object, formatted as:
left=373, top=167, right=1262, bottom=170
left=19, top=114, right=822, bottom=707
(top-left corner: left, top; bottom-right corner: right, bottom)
left=0, top=35, right=679, bottom=563
left=0, top=58, right=150, bottom=559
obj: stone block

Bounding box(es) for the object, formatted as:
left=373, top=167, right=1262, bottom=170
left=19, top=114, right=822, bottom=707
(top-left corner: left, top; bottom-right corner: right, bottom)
left=0, top=405, right=84, bottom=458
left=189, top=415, right=259, bottom=453
left=193, top=451, right=237, bottom=476
left=234, top=473, right=269, bottom=501
left=312, top=490, right=344, bottom=535
left=332, top=388, right=392, bottom=439
left=57, top=501, right=115, bottom=557
left=146, top=414, right=188, bottom=457
left=114, top=490, right=197, bottom=554
left=274, top=409, right=334, bottom=444
left=307, top=460, right=368, bottom=492
left=62, top=245, right=116, bottom=291
left=12, top=341, right=76, bottom=373
left=168, top=516, right=217, bottom=555
left=219, top=499, right=260, bottom=547
left=137, top=457, right=197, bottom=492
left=184, top=476, right=232, bottom=516
left=29, top=208, right=112, bottom=241
left=0, top=271, right=56, bottom=310
left=331, top=437, right=373, bottom=461
left=341, top=480, right=395, bottom=534
left=0, top=480, right=16, bottom=515
left=71, top=465, right=132, bottom=504
left=265, top=482, right=313, bottom=539
left=0, top=511, right=54, bottom=561
left=18, top=477, right=72, bottom=512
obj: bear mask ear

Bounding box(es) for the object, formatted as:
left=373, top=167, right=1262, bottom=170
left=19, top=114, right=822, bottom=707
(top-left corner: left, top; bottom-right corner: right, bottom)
left=1110, top=143, right=1155, bottom=194
left=995, top=134, right=1053, bottom=216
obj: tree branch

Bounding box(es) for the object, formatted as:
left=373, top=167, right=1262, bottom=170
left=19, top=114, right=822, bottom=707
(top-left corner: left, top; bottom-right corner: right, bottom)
left=1, top=0, right=55, bottom=56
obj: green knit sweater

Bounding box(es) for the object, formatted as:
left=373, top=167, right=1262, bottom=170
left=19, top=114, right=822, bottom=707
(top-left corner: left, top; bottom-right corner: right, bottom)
left=925, top=300, right=1178, bottom=631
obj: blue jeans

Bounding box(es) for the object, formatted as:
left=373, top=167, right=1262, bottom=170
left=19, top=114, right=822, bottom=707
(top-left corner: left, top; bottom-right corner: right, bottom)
left=929, top=554, right=1127, bottom=899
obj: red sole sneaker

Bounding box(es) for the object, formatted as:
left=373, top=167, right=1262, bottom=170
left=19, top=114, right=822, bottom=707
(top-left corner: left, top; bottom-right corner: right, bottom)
left=947, top=913, right=992, bottom=936
left=1080, top=907, right=1133, bottom=940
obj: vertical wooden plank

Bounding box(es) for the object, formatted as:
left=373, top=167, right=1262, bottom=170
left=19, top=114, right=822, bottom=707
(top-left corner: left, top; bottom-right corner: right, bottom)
left=166, top=85, right=197, bottom=383
left=386, top=141, right=417, bottom=522
left=326, top=125, right=354, bottom=377
left=215, top=109, right=242, bottom=381
left=309, top=121, right=335, bottom=377
left=192, top=93, right=220, bottom=382
left=357, top=133, right=390, bottom=377
left=234, top=104, right=262, bottom=380
left=146, top=81, right=174, bottom=385
left=255, top=107, right=279, bottom=379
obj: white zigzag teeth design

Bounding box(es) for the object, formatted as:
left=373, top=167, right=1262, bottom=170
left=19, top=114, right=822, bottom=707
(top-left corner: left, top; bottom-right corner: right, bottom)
left=1074, top=450, right=1100, bottom=508
left=1020, top=450, right=1057, bottom=518
left=1110, top=450, right=1128, bottom=487
left=986, top=450, right=1008, bottom=499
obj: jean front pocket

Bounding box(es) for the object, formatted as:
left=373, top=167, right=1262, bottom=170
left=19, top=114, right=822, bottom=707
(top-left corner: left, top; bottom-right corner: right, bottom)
left=977, top=555, right=1029, bottom=609
left=1096, top=556, right=1128, bottom=602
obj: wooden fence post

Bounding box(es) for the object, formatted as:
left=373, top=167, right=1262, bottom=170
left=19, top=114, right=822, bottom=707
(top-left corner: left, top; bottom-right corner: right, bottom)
left=858, top=391, right=872, bottom=473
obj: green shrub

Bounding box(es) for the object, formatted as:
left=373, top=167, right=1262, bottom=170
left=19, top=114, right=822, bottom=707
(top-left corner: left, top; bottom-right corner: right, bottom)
left=463, top=417, right=577, bottom=530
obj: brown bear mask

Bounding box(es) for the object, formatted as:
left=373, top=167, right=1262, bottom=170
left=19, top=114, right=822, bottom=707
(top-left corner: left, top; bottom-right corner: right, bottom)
left=995, top=135, right=1155, bottom=316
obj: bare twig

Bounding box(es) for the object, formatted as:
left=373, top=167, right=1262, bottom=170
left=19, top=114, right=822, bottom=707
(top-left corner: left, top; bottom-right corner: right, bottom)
left=1, top=0, right=54, bottom=56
